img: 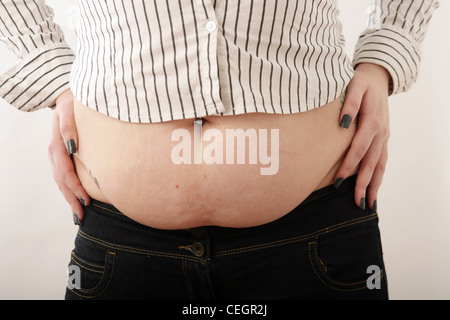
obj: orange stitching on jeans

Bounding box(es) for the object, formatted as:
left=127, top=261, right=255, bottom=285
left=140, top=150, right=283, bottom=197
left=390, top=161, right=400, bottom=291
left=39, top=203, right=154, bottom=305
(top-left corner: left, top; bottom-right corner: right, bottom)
left=70, top=257, right=103, bottom=274
left=182, top=260, right=195, bottom=300
left=312, top=241, right=367, bottom=286
left=91, top=203, right=124, bottom=217
left=69, top=251, right=116, bottom=298
left=78, top=229, right=205, bottom=264
left=308, top=241, right=386, bottom=292
left=70, top=251, right=104, bottom=273
left=213, top=214, right=378, bottom=257
left=308, top=242, right=368, bottom=292
left=299, top=192, right=332, bottom=206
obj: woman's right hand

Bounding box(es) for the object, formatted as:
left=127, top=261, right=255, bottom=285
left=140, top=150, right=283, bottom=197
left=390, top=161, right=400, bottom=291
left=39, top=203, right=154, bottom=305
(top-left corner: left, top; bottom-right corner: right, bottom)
left=48, top=89, right=90, bottom=225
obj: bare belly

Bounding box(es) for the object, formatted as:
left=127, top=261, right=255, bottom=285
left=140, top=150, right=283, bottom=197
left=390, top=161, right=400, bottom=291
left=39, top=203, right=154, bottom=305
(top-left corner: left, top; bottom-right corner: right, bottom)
left=73, top=98, right=358, bottom=230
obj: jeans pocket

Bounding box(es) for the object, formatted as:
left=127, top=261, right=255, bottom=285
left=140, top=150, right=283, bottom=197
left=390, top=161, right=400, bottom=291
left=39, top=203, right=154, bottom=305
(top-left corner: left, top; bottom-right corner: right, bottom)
left=66, top=244, right=116, bottom=299
left=308, top=217, right=386, bottom=292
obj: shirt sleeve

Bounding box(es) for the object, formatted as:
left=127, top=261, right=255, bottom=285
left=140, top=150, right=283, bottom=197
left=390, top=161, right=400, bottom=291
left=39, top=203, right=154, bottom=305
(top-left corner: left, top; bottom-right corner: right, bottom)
left=0, top=0, right=75, bottom=112
left=353, top=0, right=439, bottom=95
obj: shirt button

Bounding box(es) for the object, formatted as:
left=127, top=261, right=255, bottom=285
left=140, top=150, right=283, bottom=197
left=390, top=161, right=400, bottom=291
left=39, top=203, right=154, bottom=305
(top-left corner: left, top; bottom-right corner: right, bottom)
left=206, top=20, right=217, bottom=33
left=191, top=242, right=205, bottom=257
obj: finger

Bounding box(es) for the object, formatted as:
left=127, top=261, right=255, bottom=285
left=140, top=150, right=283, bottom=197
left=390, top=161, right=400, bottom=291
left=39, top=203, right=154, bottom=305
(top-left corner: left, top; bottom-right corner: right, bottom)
left=353, top=134, right=385, bottom=209
left=48, top=154, right=84, bottom=223
left=334, top=113, right=378, bottom=183
left=51, top=112, right=91, bottom=206
left=366, top=141, right=389, bottom=212
left=55, top=153, right=91, bottom=206
left=57, top=100, right=78, bottom=156
left=339, top=78, right=368, bottom=129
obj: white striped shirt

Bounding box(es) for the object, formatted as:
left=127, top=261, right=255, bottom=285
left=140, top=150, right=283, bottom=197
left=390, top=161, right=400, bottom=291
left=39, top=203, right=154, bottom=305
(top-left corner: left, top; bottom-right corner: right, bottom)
left=0, top=0, right=439, bottom=123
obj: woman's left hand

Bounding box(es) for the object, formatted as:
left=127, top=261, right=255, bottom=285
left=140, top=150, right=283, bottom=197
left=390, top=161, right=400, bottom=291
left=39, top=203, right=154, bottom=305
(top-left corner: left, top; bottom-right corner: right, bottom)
left=334, top=63, right=391, bottom=212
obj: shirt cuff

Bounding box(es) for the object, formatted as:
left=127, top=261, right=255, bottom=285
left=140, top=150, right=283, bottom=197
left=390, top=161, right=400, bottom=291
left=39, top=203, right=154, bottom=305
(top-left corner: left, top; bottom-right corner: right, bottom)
left=0, top=42, right=75, bottom=112
left=353, top=25, right=421, bottom=96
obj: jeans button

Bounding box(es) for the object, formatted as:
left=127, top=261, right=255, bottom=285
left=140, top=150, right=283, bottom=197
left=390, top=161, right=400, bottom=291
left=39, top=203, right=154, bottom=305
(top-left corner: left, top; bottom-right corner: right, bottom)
left=191, top=242, right=205, bottom=257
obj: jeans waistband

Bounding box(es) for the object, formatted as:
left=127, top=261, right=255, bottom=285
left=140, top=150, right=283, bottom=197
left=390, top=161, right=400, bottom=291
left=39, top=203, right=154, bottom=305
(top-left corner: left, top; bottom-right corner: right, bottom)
left=77, top=174, right=377, bottom=259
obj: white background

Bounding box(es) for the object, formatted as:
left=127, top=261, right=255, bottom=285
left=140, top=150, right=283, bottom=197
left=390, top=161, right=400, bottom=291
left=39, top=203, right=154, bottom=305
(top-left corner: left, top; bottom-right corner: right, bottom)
left=0, top=0, right=449, bottom=300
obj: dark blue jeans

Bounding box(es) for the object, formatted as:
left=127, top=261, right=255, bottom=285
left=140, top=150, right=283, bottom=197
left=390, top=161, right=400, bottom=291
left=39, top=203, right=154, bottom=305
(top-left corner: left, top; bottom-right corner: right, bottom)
left=65, top=174, right=388, bottom=300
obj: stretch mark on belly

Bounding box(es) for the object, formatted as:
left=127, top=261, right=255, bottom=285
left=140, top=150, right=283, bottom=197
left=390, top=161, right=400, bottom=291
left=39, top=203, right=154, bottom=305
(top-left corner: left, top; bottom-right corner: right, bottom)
left=88, top=169, right=101, bottom=190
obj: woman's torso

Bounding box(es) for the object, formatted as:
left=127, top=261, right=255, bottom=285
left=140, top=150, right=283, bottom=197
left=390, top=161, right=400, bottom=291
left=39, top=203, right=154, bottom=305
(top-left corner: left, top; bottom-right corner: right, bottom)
left=70, top=0, right=357, bottom=229
left=73, top=97, right=358, bottom=230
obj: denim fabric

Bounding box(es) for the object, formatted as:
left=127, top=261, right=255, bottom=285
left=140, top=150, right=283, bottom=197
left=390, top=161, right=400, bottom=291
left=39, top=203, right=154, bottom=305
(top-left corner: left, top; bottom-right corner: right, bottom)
left=65, top=174, right=388, bottom=300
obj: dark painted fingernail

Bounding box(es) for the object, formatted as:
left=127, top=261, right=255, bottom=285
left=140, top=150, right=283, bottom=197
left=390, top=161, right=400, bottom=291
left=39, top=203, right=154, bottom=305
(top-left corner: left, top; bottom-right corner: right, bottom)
left=79, top=198, right=86, bottom=206
left=73, top=213, right=81, bottom=226
left=67, top=139, right=76, bottom=155
left=340, top=114, right=352, bottom=129
left=360, top=197, right=366, bottom=210
left=334, top=177, right=344, bottom=189
left=372, top=200, right=378, bottom=213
